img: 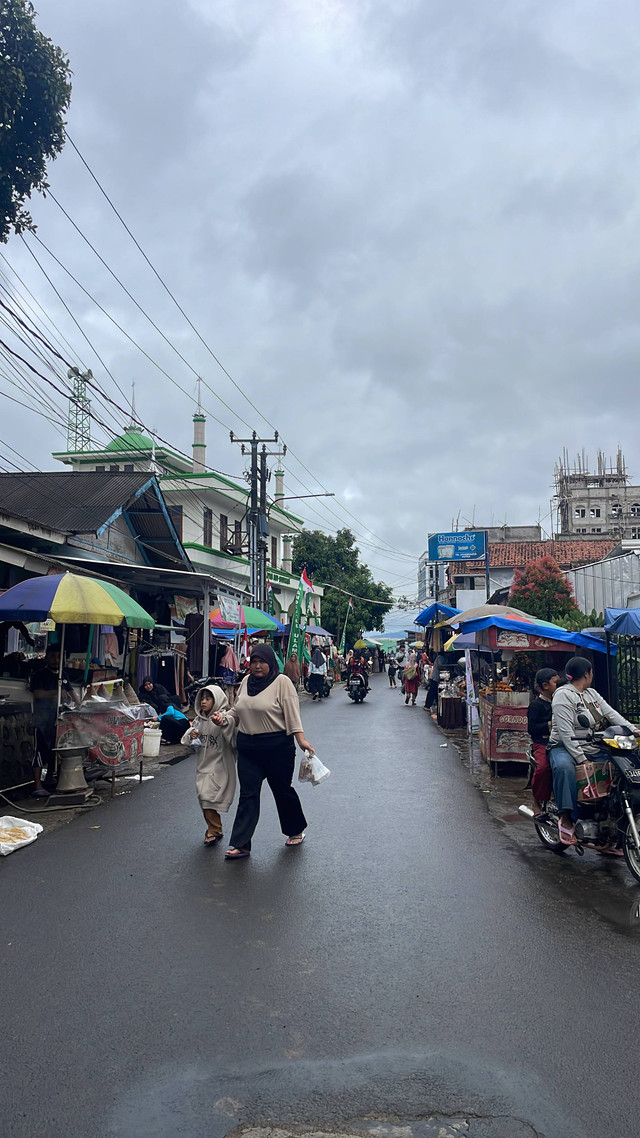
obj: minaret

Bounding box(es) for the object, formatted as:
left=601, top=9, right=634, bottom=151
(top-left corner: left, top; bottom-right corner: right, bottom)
left=192, top=379, right=206, bottom=473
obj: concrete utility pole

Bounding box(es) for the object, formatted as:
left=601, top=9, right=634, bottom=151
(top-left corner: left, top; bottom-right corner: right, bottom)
left=230, top=430, right=280, bottom=608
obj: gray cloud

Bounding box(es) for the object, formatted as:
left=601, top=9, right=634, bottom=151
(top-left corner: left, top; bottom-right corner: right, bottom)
left=3, top=0, right=640, bottom=588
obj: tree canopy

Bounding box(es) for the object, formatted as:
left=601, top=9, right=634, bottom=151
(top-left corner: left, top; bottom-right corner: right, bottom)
left=0, top=1, right=71, bottom=242
left=509, top=555, right=580, bottom=624
left=292, top=528, right=393, bottom=642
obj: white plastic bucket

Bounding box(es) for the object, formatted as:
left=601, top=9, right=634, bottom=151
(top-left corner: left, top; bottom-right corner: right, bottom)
left=142, top=728, right=162, bottom=758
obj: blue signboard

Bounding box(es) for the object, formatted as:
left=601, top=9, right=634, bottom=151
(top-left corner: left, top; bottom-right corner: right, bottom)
left=427, top=531, right=486, bottom=562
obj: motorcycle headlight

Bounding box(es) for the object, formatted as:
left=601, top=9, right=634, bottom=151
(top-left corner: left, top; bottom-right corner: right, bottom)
left=613, top=736, right=636, bottom=749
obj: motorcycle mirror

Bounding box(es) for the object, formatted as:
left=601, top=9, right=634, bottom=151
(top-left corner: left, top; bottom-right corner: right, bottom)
left=577, top=713, right=590, bottom=728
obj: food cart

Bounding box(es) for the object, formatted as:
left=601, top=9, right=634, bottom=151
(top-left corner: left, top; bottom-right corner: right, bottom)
left=440, top=611, right=614, bottom=773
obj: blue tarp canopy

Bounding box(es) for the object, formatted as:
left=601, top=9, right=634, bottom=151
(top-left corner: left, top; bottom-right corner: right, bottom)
left=604, top=608, right=640, bottom=636
left=452, top=614, right=614, bottom=655
left=415, top=602, right=461, bottom=627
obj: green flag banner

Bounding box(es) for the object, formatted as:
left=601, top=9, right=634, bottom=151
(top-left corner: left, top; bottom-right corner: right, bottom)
left=286, top=577, right=305, bottom=661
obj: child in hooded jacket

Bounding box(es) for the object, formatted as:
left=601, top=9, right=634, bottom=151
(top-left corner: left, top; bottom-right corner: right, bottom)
left=181, top=684, right=238, bottom=846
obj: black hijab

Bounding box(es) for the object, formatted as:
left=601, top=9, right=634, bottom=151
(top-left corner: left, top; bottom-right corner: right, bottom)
left=247, top=644, right=280, bottom=696
left=311, top=647, right=325, bottom=667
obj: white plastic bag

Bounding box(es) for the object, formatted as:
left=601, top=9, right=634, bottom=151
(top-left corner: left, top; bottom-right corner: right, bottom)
left=298, top=751, right=330, bottom=786
left=0, top=815, right=43, bottom=856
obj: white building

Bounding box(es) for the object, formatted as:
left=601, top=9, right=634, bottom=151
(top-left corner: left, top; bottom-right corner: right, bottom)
left=54, top=413, right=323, bottom=621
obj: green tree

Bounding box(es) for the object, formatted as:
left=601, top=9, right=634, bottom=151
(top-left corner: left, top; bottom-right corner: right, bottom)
left=509, top=555, right=580, bottom=623
left=292, top=528, right=393, bottom=642
left=0, top=1, right=71, bottom=242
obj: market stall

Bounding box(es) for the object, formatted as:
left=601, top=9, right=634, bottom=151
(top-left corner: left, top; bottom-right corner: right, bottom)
left=0, top=572, right=155, bottom=797
left=441, top=611, right=613, bottom=772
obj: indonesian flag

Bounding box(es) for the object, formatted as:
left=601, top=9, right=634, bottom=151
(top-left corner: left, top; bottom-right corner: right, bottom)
left=348, top=597, right=354, bottom=612
left=301, top=567, right=313, bottom=594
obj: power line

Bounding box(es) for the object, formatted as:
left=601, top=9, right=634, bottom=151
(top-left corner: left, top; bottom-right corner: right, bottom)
left=61, top=135, right=416, bottom=562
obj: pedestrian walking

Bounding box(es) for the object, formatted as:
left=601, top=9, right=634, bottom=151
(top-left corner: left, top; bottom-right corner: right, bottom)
left=388, top=657, right=398, bottom=687
left=403, top=651, right=420, bottom=705
left=283, top=650, right=301, bottom=689
left=308, top=646, right=327, bottom=700
left=181, top=684, right=237, bottom=846
left=214, top=645, right=315, bottom=860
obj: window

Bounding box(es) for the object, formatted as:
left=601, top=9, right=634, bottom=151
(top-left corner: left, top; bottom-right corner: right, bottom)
left=590, top=527, right=602, bottom=533
left=95, top=465, right=105, bottom=473
left=109, top=464, right=119, bottom=472
left=270, top=535, right=278, bottom=566
left=632, top=527, right=640, bottom=540
left=203, top=507, right=212, bottom=547
left=589, top=507, right=601, bottom=518
left=219, top=514, right=228, bottom=551
left=233, top=520, right=242, bottom=554
left=574, top=506, right=586, bottom=518
left=124, top=463, right=134, bottom=473
left=631, top=503, right=640, bottom=518
left=576, top=527, right=587, bottom=533
left=168, top=504, right=183, bottom=541
left=611, top=502, right=622, bottom=517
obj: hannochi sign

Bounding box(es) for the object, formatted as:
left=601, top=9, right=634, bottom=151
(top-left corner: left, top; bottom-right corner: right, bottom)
left=427, top=531, right=487, bottom=562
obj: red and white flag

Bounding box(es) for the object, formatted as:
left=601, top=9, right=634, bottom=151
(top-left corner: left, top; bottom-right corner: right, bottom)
left=301, top=567, right=313, bottom=594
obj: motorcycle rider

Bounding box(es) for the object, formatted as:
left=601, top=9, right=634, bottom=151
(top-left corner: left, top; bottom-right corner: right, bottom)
left=348, top=651, right=370, bottom=692
left=527, top=667, right=560, bottom=816
left=549, top=656, right=639, bottom=845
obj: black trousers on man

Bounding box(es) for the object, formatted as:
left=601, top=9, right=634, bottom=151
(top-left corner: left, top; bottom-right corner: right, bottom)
left=424, top=678, right=439, bottom=709
left=230, top=731, right=308, bottom=851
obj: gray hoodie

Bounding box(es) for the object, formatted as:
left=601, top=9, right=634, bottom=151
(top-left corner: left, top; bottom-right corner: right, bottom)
left=181, top=684, right=238, bottom=812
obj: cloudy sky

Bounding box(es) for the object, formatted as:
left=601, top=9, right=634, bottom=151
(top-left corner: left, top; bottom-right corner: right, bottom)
left=3, top=0, right=640, bottom=593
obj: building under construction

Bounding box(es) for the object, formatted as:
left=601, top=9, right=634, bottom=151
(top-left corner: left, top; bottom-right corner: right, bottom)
left=555, top=448, right=640, bottom=540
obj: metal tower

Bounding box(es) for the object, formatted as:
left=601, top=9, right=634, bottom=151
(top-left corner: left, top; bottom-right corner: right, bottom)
left=66, top=367, right=92, bottom=451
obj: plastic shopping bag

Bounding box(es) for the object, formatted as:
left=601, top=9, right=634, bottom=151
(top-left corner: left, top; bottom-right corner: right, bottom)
left=298, top=751, right=330, bottom=786
left=0, top=816, right=43, bottom=856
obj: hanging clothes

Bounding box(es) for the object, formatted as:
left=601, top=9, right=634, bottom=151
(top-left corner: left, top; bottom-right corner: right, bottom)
left=184, top=612, right=204, bottom=675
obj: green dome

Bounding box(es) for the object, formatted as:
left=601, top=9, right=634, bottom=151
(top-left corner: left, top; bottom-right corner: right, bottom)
left=104, top=428, right=154, bottom=454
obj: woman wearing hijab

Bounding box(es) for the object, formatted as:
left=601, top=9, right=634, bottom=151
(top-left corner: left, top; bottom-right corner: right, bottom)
left=212, top=644, right=315, bottom=860
left=138, top=675, right=189, bottom=743
left=402, top=650, right=421, bottom=706
left=308, top=645, right=328, bottom=700
left=283, top=650, right=301, bottom=689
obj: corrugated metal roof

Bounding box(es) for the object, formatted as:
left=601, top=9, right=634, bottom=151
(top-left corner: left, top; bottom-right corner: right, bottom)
left=0, top=472, right=155, bottom=533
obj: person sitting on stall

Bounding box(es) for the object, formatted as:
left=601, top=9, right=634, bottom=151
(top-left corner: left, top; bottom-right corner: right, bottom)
left=138, top=675, right=189, bottom=745
left=527, top=667, right=560, bottom=817
left=30, top=645, right=81, bottom=795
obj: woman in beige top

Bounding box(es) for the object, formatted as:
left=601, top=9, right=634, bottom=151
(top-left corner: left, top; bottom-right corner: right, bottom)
left=213, top=644, right=315, bottom=860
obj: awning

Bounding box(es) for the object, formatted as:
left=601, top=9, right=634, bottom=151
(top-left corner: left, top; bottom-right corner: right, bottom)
left=415, top=603, right=461, bottom=626
left=449, top=613, right=612, bottom=654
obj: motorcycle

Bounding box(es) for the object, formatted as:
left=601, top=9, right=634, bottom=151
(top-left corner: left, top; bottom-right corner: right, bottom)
left=185, top=674, right=228, bottom=709
left=519, top=715, right=640, bottom=884
left=346, top=669, right=368, bottom=703
left=304, top=673, right=334, bottom=698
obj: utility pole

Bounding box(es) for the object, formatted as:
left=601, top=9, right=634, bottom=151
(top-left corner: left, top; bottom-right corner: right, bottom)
left=230, top=430, right=279, bottom=608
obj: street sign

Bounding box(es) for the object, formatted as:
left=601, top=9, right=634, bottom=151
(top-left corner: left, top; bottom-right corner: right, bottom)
left=427, top=531, right=486, bottom=562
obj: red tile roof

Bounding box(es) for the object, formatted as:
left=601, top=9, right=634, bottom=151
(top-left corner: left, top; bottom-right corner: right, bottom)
left=459, top=539, right=617, bottom=572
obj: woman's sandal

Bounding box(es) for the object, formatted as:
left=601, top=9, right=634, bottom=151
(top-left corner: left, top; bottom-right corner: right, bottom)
left=224, top=847, right=250, bottom=859
left=285, top=833, right=305, bottom=847
left=558, top=820, right=577, bottom=846
left=204, top=834, right=222, bottom=846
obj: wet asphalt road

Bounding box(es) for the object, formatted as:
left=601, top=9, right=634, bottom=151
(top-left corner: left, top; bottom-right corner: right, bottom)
left=2, top=674, right=640, bottom=1138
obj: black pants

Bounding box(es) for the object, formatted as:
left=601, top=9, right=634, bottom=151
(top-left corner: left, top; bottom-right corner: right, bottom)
left=424, top=679, right=438, bottom=708
left=230, top=731, right=307, bottom=851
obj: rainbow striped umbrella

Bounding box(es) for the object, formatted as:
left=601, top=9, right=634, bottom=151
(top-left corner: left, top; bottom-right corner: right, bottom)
left=0, top=572, right=154, bottom=628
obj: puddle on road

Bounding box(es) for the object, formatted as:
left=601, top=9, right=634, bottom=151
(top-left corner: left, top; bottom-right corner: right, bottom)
left=435, top=724, right=640, bottom=936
